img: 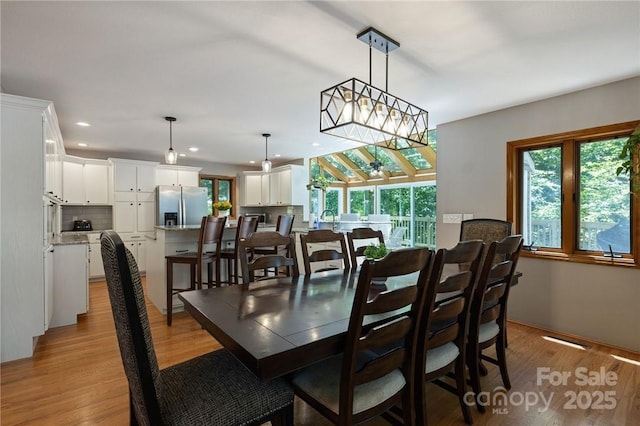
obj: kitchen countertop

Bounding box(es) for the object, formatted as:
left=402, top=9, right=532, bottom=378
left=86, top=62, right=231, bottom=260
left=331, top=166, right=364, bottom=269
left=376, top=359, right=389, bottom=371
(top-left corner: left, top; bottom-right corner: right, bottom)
left=52, top=233, right=89, bottom=245
left=155, top=223, right=278, bottom=231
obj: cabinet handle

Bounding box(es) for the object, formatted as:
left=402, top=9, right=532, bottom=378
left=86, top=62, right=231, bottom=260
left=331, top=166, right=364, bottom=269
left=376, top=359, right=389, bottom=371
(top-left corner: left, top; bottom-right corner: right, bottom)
left=87, top=200, right=90, bottom=203
left=138, top=188, right=141, bottom=192
left=138, top=203, right=141, bottom=206
left=130, top=188, right=134, bottom=191
left=175, top=249, right=188, bottom=253
left=130, top=203, right=134, bottom=206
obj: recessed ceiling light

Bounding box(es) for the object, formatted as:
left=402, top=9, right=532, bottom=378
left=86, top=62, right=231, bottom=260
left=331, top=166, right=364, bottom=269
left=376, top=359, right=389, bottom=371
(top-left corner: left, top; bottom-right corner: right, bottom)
left=274, top=154, right=281, bottom=157
left=312, top=142, right=320, bottom=147
left=188, top=147, right=198, bottom=152
left=249, top=160, right=256, bottom=164
left=76, top=122, right=91, bottom=127
left=179, top=153, right=186, bottom=157
left=77, top=143, right=88, bottom=147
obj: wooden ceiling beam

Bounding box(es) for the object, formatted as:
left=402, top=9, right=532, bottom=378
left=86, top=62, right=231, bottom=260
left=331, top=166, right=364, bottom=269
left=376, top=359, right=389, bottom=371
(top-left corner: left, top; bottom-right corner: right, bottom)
left=317, top=157, right=350, bottom=183
left=416, top=146, right=437, bottom=170
left=331, top=153, right=369, bottom=181
left=386, top=150, right=417, bottom=176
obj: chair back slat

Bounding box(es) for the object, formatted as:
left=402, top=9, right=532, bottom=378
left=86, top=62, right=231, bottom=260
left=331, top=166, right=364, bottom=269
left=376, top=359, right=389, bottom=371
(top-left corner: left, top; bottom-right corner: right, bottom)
left=426, top=324, right=460, bottom=349
left=339, top=247, right=433, bottom=420
left=346, top=227, right=385, bottom=269
left=431, top=297, right=465, bottom=322
left=199, top=215, right=227, bottom=258
left=238, top=231, right=299, bottom=283
left=480, top=305, right=500, bottom=324
left=300, top=229, right=350, bottom=274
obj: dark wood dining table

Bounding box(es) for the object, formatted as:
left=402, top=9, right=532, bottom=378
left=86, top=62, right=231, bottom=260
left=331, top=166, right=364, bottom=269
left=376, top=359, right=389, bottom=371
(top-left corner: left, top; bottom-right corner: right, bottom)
left=179, top=268, right=523, bottom=380
left=178, top=269, right=416, bottom=380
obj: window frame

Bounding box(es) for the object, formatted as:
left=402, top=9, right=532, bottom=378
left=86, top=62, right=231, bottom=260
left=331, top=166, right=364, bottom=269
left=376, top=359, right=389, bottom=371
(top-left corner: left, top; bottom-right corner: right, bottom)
left=200, top=174, right=236, bottom=217
left=507, top=121, right=640, bottom=268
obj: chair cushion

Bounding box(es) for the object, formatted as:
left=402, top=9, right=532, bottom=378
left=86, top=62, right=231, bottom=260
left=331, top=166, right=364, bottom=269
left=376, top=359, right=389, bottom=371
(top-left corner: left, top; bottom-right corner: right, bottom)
left=425, top=342, right=459, bottom=373
left=478, top=321, right=500, bottom=343
left=158, top=350, right=293, bottom=426
left=291, top=354, right=405, bottom=415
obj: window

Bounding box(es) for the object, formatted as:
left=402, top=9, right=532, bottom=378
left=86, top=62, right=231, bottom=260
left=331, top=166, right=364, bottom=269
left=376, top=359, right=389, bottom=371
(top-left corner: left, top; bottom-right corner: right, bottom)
left=200, top=175, right=235, bottom=216
left=507, top=121, right=639, bottom=266
left=324, top=187, right=343, bottom=215
left=348, top=187, right=375, bottom=219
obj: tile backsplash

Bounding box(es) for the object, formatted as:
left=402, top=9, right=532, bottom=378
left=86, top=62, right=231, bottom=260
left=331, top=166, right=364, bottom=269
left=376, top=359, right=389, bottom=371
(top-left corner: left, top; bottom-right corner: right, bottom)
left=61, top=205, right=113, bottom=231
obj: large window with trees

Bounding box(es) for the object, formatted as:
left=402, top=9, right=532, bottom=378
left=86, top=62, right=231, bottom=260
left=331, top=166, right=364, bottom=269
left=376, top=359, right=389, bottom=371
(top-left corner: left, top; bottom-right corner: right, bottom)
left=507, top=121, right=639, bottom=266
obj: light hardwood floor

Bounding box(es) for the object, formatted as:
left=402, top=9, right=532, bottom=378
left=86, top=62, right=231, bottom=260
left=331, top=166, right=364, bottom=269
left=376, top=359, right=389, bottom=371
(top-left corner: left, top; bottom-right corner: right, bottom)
left=1, top=279, right=638, bottom=425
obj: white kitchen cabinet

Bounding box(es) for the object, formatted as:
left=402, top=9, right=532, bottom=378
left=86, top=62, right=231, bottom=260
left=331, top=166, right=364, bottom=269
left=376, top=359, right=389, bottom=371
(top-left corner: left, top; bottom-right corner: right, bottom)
left=136, top=192, right=156, bottom=233
left=156, top=165, right=201, bottom=187
left=44, top=121, right=64, bottom=201
left=1, top=94, right=63, bottom=362
left=62, top=157, right=110, bottom=205
left=111, top=159, right=157, bottom=193
left=114, top=192, right=137, bottom=232
left=88, top=233, right=104, bottom=278
left=50, top=243, right=89, bottom=328
left=44, top=246, right=55, bottom=331
left=243, top=165, right=307, bottom=206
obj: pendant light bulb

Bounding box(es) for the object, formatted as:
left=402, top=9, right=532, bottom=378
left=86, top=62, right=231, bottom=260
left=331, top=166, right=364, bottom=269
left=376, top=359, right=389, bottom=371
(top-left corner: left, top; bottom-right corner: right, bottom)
left=165, top=116, right=178, bottom=165
left=262, top=133, right=272, bottom=173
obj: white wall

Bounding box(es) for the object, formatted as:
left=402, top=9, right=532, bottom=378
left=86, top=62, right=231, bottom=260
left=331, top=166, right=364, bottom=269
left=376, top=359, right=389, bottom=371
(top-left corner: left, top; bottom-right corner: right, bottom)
left=436, top=76, right=640, bottom=351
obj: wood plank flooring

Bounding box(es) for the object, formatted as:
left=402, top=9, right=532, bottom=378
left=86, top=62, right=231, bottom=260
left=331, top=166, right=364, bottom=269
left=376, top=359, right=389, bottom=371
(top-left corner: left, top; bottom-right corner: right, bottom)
left=1, top=279, right=638, bottom=425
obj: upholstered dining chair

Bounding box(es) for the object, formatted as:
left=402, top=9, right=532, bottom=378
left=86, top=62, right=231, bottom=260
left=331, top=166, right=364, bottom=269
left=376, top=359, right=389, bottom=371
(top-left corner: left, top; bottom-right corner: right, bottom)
left=100, top=230, right=294, bottom=426
left=346, top=227, right=385, bottom=269
left=415, top=240, right=484, bottom=425
left=238, top=231, right=299, bottom=283
left=220, top=215, right=260, bottom=285
left=291, top=247, right=433, bottom=426
left=300, top=229, right=350, bottom=274
left=165, top=215, right=226, bottom=325
left=467, top=235, right=523, bottom=413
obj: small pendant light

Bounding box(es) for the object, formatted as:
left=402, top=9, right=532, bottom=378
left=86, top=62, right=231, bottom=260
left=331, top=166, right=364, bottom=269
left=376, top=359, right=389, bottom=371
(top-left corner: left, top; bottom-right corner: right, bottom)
left=262, top=133, right=272, bottom=173
left=165, top=116, right=178, bottom=165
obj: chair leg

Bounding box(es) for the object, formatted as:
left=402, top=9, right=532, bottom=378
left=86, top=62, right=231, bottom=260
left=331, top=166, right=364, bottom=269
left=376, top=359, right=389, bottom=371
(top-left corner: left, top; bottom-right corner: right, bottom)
left=415, top=376, right=428, bottom=426
left=215, top=258, right=221, bottom=287
left=496, top=333, right=511, bottom=390
left=270, top=402, right=294, bottom=426
left=206, top=262, right=213, bottom=288
left=190, top=263, right=196, bottom=290
left=455, top=356, right=473, bottom=424
left=467, top=346, right=483, bottom=413
left=166, top=260, right=173, bottom=326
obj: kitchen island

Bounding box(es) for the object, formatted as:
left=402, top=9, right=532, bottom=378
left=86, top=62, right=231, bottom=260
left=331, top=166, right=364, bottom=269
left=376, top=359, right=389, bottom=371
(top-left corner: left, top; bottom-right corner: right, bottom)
left=146, top=224, right=276, bottom=314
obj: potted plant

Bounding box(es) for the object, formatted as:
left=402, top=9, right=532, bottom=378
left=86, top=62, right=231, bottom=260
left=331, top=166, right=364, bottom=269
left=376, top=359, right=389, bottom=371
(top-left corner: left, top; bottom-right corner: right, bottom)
left=213, top=200, right=232, bottom=217
left=363, top=243, right=388, bottom=260
left=306, top=175, right=332, bottom=191
left=616, top=123, right=640, bottom=196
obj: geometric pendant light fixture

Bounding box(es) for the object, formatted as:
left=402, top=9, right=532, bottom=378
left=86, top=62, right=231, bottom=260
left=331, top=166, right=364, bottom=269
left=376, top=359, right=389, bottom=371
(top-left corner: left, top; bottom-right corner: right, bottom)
left=261, top=133, right=272, bottom=173
left=320, top=27, right=429, bottom=150
left=164, top=116, right=178, bottom=165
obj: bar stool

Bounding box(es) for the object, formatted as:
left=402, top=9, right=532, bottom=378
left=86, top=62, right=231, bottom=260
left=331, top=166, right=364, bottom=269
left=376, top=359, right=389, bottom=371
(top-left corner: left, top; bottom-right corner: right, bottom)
left=219, top=215, right=259, bottom=285
left=165, top=215, right=226, bottom=326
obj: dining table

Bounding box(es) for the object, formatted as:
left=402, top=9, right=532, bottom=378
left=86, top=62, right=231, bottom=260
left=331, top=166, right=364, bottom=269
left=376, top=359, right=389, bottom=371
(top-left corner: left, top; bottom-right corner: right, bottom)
left=178, top=268, right=523, bottom=380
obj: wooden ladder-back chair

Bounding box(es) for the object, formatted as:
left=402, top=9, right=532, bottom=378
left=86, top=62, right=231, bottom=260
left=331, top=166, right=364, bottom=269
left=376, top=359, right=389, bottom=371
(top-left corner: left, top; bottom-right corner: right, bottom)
left=300, top=229, right=350, bottom=274
left=291, top=247, right=433, bottom=426
left=254, top=215, right=295, bottom=277
left=346, top=227, right=385, bottom=269
left=415, top=240, right=484, bottom=425
left=467, top=235, right=523, bottom=413
left=165, top=215, right=226, bottom=326
left=220, top=215, right=260, bottom=285
left=100, top=230, right=294, bottom=426
left=238, top=231, right=299, bottom=284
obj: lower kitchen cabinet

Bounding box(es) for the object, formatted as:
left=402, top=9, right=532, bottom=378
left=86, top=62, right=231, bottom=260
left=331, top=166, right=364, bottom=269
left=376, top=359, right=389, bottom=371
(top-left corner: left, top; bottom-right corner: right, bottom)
left=88, top=233, right=105, bottom=278
left=50, top=244, right=89, bottom=327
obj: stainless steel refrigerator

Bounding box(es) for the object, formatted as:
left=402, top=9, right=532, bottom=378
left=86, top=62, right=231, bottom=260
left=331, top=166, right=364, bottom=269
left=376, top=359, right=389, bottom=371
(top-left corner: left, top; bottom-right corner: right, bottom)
left=156, top=186, right=208, bottom=226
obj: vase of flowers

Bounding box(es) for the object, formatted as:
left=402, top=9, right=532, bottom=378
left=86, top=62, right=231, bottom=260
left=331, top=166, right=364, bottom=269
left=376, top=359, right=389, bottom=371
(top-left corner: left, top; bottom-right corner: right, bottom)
left=213, top=200, right=232, bottom=217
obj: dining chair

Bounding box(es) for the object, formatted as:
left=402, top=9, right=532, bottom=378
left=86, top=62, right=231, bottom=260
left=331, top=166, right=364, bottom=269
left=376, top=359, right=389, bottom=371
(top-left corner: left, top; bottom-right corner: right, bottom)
left=254, top=214, right=295, bottom=277
left=220, top=215, right=260, bottom=285
left=467, top=235, right=523, bottom=413
left=100, top=230, right=294, bottom=426
left=165, top=215, right=226, bottom=326
left=415, top=239, right=484, bottom=425
left=291, top=247, right=433, bottom=426
left=346, top=227, right=385, bottom=269
left=238, top=231, right=299, bottom=283
left=459, top=218, right=512, bottom=265
left=300, top=229, right=350, bottom=274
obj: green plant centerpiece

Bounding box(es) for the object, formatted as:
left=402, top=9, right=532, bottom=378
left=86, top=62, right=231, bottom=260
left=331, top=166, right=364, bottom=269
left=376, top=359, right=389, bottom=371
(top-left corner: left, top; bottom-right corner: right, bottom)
left=306, top=175, right=332, bottom=191
left=363, top=243, right=388, bottom=260
left=213, top=200, right=232, bottom=211
left=616, top=123, right=640, bottom=196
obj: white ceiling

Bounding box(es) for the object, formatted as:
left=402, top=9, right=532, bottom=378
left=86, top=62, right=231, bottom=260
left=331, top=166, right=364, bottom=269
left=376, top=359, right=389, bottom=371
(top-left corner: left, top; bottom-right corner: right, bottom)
left=2, top=1, right=639, bottom=166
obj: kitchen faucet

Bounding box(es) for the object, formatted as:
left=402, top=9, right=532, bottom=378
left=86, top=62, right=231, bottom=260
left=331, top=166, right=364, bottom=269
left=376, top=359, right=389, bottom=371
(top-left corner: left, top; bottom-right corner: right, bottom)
left=320, top=209, right=337, bottom=231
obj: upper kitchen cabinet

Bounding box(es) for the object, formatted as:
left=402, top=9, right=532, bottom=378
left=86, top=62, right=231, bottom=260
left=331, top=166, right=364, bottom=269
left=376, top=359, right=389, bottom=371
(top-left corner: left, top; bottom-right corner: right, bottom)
left=156, top=164, right=202, bottom=187
left=242, top=165, right=307, bottom=206
left=1, top=94, right=63, bottom=362
left=62, top=156, right=110, bottom=205
left=44, top=119, right=64, bottom=202
left=110, top=158, right=157, bottom=193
